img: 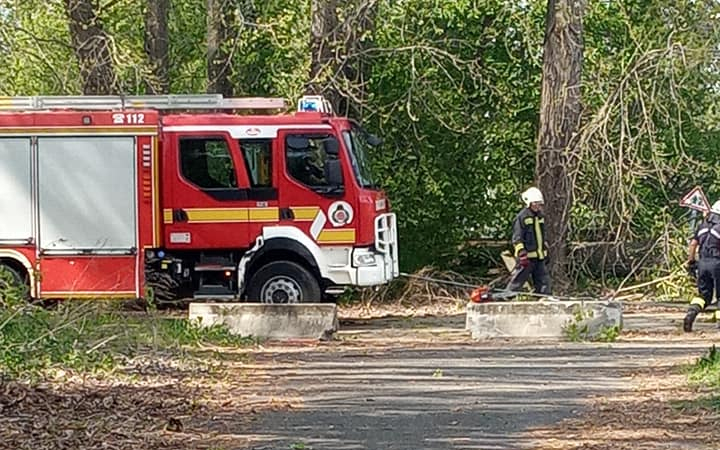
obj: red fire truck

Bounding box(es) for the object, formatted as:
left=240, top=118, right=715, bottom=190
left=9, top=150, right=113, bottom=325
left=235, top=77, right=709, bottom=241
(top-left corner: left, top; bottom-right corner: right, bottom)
left=0, top=94, right=398, bottom=303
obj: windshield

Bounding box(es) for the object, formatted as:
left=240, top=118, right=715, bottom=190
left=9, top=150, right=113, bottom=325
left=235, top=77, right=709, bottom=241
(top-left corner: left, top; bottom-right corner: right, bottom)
left=342, top=126, right=377, bottom=189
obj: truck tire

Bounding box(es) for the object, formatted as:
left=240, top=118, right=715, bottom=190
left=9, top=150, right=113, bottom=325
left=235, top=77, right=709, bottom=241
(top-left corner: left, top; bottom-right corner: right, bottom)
left=246, top=261, right=321, bottom=304
left=0, top=263, right=29, bottom=300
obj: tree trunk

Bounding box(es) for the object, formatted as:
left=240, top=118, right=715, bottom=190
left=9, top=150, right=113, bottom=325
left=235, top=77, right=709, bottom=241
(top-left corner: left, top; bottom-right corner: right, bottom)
left=207, top=0, right=235, bottom=97
left=65, top=0, right=118, bottom=95
left=308, top=0, right=377, bottom=118
left=308, top=0, right=339, bottom=104
left=536, top=0, right=585, bottom=289
left=144, top=0, right=170, bottom=94
left=340, top=0, right=377, bottom=119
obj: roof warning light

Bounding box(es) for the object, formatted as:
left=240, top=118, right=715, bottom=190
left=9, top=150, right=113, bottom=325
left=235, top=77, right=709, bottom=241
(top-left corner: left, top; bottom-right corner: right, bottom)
left=298, top=95, right=333, bottom=114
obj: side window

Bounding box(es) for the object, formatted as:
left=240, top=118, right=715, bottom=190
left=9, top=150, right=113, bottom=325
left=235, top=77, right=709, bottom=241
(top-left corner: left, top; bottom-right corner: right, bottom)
left=179, top=137, right=237, bottom=189
left=285, top=134, right=341, bottom=189
left=240, top=139, right=272, bottom=187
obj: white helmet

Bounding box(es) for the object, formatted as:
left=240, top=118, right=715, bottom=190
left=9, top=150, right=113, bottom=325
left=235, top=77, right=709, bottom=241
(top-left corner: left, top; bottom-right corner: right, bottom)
left=521, top=187, right=544, bottom=207
left=712, top=200, right=720, bottom=215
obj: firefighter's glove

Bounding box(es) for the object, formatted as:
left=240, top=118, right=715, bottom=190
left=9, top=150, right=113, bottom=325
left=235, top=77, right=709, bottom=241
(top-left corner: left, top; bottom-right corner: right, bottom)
left=517, top=251, right=530, bottom=268
left=686, top=260, right=698, bottom=278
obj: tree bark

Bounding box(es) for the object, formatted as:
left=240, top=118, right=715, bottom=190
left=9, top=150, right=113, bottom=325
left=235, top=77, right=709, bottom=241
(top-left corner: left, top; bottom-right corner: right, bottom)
left=207, top=0, right=235, bottom=97
left=65, top=0, right=118, bottom=95
left=308, top=0, right=339, bottom=102
left=308, top=0, right=376, bottom=118
left=536, top=0, right=585, bottom=288
left=340, top=0, right=377, bottom=118
left=144, top=0, right=170, bottom=94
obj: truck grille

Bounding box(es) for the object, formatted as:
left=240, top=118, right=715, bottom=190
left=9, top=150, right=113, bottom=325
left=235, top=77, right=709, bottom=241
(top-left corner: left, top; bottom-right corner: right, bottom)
left=374, top=213, right=399, bottom=280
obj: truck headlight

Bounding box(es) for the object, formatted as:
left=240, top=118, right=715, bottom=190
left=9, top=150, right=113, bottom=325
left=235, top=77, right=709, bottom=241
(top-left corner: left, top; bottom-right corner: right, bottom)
left=353, top=252, right=377, bottom=267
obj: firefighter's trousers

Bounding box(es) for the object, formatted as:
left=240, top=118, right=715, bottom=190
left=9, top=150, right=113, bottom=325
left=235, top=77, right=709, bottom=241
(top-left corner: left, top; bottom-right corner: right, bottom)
left=506, top=258, right=551, bottom=295
left=685, top=258, right=720, bottom=332
left=696, top=258, right=720, bottom=309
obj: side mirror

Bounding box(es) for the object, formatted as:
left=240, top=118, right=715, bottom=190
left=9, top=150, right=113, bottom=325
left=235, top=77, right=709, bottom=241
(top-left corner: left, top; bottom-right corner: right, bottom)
left=325, top=138, right=339, bottom=155
left=366, top=134, right=383, bottom=147
left=325, top=159, right=343, bottom=186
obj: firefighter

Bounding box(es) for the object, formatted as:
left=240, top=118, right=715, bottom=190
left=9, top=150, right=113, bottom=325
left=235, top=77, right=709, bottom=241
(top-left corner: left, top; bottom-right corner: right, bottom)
left=684, top=201, right=720, bottom=332
left=506, top=186, right=551, bottom=295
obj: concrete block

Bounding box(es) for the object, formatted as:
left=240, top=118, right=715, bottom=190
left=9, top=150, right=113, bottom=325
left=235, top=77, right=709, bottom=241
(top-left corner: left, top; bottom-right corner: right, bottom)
left=188, top=303, right=338, bottom=340
left=465, top=300, right=623, bottom=339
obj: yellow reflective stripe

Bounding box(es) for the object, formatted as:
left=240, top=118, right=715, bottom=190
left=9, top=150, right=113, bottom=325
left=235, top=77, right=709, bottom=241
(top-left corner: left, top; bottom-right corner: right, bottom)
left=691, top=297, right=706, bottom=308
left=291, top=206, right=320, bottom=221
left=514, top=243, right=525, bottom=256
left=317, top=229, right=356, bottom=243
left=534, top=217, right=545, bottom=259
left=248, top=207, right=279, bottom=222
left=523, top=217, right=534, bottom=225
left=187, top=208, right=249, bottom=222
left=161, top=207, right=282, bottom=224
left=526, top=251, right=538, bottom=258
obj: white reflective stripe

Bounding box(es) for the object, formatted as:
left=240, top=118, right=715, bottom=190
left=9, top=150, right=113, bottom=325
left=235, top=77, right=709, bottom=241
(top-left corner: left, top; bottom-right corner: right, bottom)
left=163, top=124, right=332, bottom=139
left=698, top=228, right=710, bottom=236
left=310, top=210, right=327, bottom=239
left=710, top=229, right=720, bottom=240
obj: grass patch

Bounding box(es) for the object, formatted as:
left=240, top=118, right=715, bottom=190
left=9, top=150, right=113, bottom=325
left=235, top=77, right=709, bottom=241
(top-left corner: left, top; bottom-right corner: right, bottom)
left=689, top=345, right=720, bottom=387
left=678, top=345, right=720, bottom=412
left=0, top=287, right=256, bottom=380
left=562, top=307, right=620, bottom=343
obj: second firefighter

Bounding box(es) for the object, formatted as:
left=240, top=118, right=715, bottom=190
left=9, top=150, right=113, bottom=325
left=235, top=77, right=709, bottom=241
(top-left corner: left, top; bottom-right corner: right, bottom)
left=506, top=187, right=552, bottom=295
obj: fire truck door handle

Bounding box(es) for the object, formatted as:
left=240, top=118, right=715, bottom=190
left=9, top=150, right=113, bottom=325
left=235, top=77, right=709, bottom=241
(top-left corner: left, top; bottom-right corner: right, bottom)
left=280, top=207, right=294, bottom=220
left=173, top=208, right=189, bottom=222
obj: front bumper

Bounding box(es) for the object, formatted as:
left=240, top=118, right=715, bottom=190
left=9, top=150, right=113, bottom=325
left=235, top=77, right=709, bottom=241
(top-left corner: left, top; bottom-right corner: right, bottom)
left=354, top=213, right=399, bottom=286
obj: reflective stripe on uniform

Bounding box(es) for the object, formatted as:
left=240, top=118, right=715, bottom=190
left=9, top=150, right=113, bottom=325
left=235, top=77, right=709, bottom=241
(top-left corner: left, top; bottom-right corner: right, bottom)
left=691, top=297, right=706, bottom=308
left=711, top=229, right=720, bottom=240
left=534, top=217, right=545, bottom=259
left=514, top=242, right=525, bottom=256
left=698, top=228, right=709, bottom=236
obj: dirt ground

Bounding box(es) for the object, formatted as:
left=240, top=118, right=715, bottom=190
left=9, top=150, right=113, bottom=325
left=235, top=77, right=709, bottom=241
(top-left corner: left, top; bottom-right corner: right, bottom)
left=1, top=302, right=719, bottom=450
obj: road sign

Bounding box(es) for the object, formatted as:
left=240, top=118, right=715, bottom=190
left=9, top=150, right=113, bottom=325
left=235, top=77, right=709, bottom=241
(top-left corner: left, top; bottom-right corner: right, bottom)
left=680, top=186, right=710, bottom=212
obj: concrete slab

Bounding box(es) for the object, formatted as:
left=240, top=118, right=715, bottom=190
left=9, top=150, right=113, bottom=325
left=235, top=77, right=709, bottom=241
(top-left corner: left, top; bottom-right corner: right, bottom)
left=188, top=303, right=339, bottom=340
left=465, top=300, right=623, bottom=339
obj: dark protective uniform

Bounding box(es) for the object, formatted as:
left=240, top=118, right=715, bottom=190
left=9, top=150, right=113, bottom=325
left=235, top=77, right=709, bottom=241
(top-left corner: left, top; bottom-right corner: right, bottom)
left=506, top=207, right=551, bottom=295
left=684, top=213, right=720, bottom=332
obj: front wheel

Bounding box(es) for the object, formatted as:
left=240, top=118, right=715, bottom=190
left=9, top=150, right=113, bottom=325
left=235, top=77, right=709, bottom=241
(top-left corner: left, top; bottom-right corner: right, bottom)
left=246, top=261, right=321, bottom=304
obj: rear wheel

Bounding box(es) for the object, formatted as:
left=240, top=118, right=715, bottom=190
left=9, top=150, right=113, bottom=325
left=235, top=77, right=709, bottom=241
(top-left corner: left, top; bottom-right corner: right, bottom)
left=0, top=263, right=30, bottom=301
left=246, top=261, right=321, bottom=304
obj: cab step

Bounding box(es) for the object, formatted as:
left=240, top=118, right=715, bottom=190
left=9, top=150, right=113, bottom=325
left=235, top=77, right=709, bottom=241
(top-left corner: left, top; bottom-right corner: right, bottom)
left=193, top=259, right=237, bottom=298
left=193, top=284, right=235, bottom=298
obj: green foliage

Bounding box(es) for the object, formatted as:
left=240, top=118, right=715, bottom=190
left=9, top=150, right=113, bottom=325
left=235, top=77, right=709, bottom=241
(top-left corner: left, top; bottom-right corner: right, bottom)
left=689, top=345, right=720, bottom=388
left=563, top=307, right=620, bottom=342
left=0, top=289, right=255, bottom=380
left=681, top=345, right=720, bottom=412
left=2, top=0, right=720, bottom=282
left=595, top=325, right=620, bottom=343
left=368, top=0, right=545, bottom=269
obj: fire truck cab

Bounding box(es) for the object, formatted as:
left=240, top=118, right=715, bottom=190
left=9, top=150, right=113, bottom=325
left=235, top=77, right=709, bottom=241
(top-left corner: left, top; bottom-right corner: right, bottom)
left=0, top=94, right=399, bottom=303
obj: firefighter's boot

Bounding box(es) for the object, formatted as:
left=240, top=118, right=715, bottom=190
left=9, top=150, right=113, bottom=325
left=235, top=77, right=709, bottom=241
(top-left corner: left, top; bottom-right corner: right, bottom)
left=684, top=305, right=702, bottom=332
